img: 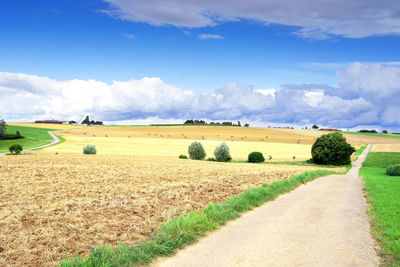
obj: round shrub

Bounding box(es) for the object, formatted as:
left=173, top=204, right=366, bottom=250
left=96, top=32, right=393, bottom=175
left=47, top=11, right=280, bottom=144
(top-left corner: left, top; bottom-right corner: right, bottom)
left=83, top=144, right=97, bottom=154
left=248, top=152, right=265, bottom=163
left=311, top=132, right=355, bottom=165
left=188, top=141, right=206, bottom=160
left=179, top=154, right=188, bottom=159
left=9, top=144, right=23, bottom=154
left=214, top=142, right=232, bottom=162
left=386, top=165, right=400, bottom=176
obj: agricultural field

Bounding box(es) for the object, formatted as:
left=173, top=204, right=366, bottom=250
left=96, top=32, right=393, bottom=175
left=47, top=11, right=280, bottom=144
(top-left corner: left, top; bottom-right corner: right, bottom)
left=47, top=126, right=319, bottom=160
left=0, top=153, right=339, bottom=266
left=284, top=129, right=400, bottom=145
left=371, top=143, right=400, bottom=152
left=8, top=122, right=82, bottom=130
left=43, top=136, right=313, bottom=160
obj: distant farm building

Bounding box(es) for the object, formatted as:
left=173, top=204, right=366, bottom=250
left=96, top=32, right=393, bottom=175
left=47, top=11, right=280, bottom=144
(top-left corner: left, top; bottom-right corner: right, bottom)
left=35, top=120, right=77, bottom=124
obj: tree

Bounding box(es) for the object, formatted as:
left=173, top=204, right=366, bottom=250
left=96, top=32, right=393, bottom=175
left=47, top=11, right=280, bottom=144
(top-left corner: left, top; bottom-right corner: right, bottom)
left=188, top=142, right=206, bottom=160
left=382, top=130, right=388, bottom=134
left=82, top=115, right=90, bottom=125
left=311, top=132, right=355, bottom=165
left=312, top=125, right=319, bottom=129
left=214, top=142, right=232, bottom=162
left=0, top=119, right=7, bottom=138
left=244, top=123, right=249, bottom=127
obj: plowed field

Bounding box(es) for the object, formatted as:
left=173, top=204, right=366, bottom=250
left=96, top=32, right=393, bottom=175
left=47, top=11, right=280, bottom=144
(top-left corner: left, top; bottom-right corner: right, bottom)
left=0, top=153, right=334, bottom=266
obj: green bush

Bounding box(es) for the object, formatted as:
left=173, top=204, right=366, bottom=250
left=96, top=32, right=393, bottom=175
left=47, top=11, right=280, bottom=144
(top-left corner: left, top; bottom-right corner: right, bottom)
left=207, top=157, right=216, bottom=161
left=9, top=144, right=23, bottom=154
left=248, top=152, right=265, bottom=163
left=214, top=142, right=232, bottom=162
left=83, top=144, right=97, bottom=154
left=188, top=142, right=206, bottom=160
left=311, top=132, right=355, bottom=165
left=179, top=154, right=188, bottom=159
left=386, top=165, right=400, bottom=176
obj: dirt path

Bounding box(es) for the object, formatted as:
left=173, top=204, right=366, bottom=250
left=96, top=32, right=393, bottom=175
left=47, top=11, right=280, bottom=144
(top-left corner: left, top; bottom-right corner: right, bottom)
left=154, top=144, right=379, bottom=266
left=0, top=131, right=60, bottom=156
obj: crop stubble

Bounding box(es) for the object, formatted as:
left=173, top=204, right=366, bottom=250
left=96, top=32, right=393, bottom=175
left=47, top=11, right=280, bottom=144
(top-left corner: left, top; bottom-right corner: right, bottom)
left=0, top=153, right=329, bottom=266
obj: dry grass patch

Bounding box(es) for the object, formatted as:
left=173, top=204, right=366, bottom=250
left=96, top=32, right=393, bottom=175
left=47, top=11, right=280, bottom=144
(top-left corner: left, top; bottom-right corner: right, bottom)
left=0, top=153, right=330, bottom=266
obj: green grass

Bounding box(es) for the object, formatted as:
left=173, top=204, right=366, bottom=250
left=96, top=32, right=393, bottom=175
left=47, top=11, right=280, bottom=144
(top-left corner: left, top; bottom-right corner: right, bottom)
left=230, top=159, right=351, bottom=170
left=354, top=145, right=367, bottom=156
left=363, top=152, right=400, bottom=168
left=0, top=125, right=58, bottom=153
left=60, top=169, right=338, bottom=266
left=361, top=166, right=400, bottom=266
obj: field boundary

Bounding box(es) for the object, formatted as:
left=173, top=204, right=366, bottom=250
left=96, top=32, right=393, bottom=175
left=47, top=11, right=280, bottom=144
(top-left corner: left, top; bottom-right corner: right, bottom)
left=0, top=131, right=60, bottom=156
left=60, top=169, right=340, bottom=266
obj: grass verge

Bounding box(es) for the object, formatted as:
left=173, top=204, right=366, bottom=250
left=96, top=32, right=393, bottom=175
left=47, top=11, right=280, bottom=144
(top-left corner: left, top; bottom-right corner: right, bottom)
left=355, top=145, right=367, bottom=156
left=361, top=166, right=400, bottom=266
left=60, top=169, right=338, bottom=266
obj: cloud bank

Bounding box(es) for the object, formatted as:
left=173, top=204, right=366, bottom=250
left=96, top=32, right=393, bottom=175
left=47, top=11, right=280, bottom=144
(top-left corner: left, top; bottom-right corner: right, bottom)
left=101, top=0, right=400, bottom=38
left=1, top=62, right=400, bottom=130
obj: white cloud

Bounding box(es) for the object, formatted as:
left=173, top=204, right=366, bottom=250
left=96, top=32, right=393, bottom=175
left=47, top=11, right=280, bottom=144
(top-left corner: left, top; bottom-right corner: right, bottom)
left=101, top=0, right=400, bottom=38
left=121, top=32, right=136, bottom=39
left=1, top=62, right=400, bottom=130
left=198, top=34, right=224, bottom=40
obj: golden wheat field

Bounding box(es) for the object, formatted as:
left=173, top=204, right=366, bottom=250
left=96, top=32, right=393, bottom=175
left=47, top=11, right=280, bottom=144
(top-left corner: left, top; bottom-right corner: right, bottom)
left=43, top=136, right=313, bottom=160
left=8, top=122, right=82, bottom=130
left=56, top=126, right=318, bottom=144
left=45, top=126, right=320, bottom=160
left=371, top=143, right=400, bottom=152
left=286, top=129, right=400, bottom=145
left=0, top=153, right=339, bottom=266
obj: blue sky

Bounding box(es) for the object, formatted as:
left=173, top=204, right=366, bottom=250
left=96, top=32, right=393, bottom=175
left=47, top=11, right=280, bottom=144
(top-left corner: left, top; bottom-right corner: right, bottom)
left=1, top=0, right=400, bottom=130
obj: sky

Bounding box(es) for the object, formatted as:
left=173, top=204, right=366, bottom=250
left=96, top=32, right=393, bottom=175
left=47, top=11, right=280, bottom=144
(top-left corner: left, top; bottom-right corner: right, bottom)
left=1, top=0, right=400, bottom=131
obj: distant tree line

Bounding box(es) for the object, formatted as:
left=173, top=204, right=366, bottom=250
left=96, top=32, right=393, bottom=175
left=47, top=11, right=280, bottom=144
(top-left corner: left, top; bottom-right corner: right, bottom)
left=184, top=119, right=248, bottom=127
left=359, top=129, right=378, bottom=133
left=81, top=115, right=103, bottom=125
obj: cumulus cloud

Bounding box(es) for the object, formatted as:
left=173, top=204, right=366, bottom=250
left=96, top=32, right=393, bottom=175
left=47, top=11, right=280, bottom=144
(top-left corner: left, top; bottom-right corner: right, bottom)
left=101, top=0, right=400, bottom=38
left=1, top=62, right=400, bottom=130
left=198, top=34, right=224, bottom=40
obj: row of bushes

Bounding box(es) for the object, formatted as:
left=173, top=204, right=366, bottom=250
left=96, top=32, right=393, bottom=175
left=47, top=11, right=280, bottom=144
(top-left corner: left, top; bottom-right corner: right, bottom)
left=180, top=141, right=271, bottom=163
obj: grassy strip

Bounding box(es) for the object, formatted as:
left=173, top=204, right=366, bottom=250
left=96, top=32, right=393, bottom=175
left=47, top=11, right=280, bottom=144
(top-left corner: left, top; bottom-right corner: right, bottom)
left=363, top=152, right=400, bottom=168
left=361, top=166, right=400, bottom=266
left=230, top=159, right=351, bottom=170
left=355, top=145, right=367, bottom=156
left=60, top=169, right=338, bottom=266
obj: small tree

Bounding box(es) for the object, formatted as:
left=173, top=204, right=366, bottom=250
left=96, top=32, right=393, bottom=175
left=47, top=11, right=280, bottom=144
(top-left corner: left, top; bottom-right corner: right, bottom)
left=311, top=132, right=355, bottom=165
left=214, top=142, right=232, bottom=162
left=244, top=123, right=249, bottom=127
left=248, top=152, right=265, bottom=163
left=188, top=141, right=206, bottom=160
left=312, top=125, right=319, bottom=129
left=0, top=119, right=7, bottom=138
left=386, top=165, right=400, bottom=176
left=83, top=144, right=97, bottom=154
left=9, top=144, right=23, bottom=154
